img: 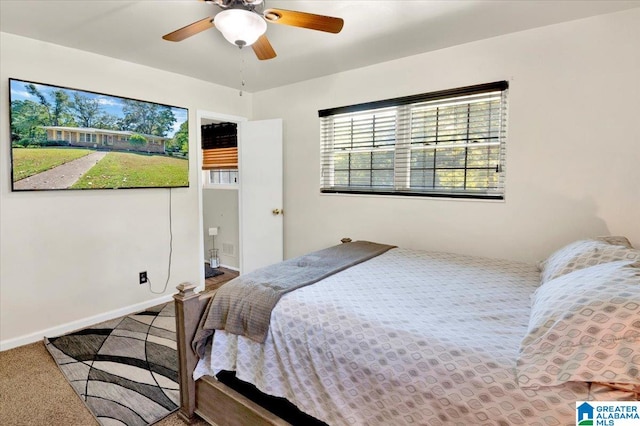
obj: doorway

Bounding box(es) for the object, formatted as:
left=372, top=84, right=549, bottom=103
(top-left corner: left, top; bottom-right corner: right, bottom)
left=196, top=110, right=284, bottom=291
left=201, top=117, right=240, bottom=273
left=197, top=111, right=247, bottom=291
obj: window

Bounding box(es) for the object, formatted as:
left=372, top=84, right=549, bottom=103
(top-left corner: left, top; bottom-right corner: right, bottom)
left=201, top=122, right=238, bottom=170
left=209, top=169, right=239, bottom=185
left=201, top=122, right=239, bottom=188
left=319, top=81, right=508, bottom=199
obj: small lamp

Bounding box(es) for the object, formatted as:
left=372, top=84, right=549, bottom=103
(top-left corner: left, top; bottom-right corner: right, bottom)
left=214, top=9, right=267, bottom=47
left=208, top=227, right=220, bottom=268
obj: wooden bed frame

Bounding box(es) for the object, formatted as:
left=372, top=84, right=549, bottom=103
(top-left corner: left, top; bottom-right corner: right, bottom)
left=174, top=239, right=354, bottom=425
left=174, top=283, right=292, bottom=426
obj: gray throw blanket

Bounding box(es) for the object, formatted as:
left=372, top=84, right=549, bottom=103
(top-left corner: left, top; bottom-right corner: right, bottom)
left=193, top=241, right=395, bottom=356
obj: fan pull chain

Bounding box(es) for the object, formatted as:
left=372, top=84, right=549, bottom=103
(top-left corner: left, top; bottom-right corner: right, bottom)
left=239, top=48, right=246, bottom=97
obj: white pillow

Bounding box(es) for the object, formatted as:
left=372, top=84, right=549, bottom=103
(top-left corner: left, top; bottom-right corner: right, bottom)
left=539, top=239, right=640, bottom=284
left=517, top=260, right=640, bottom=389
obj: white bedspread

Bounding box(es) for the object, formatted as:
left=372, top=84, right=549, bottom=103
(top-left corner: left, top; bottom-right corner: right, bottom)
left=194, top=248, right=631, bottom=425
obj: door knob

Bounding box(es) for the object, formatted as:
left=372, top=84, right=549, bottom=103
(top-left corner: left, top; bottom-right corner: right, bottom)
left=272, top=208, right=283, bottom=215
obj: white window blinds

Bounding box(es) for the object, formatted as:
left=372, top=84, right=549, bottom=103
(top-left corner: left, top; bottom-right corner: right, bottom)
left=319, top=81, right=508, bottom=199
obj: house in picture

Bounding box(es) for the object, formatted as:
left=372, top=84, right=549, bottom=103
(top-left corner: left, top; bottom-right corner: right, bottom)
left=42, top=125, right=169, bottom=154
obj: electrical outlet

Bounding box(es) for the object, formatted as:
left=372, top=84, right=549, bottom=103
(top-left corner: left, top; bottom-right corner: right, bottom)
left=139, top=271, right=148, bottom=285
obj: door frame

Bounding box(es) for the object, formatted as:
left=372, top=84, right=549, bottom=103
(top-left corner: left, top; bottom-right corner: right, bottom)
left=195, top=109, right=247, bottom=292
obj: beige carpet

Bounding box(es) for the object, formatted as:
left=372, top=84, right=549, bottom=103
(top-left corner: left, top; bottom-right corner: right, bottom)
left=0, top=341, right=207, bottom=426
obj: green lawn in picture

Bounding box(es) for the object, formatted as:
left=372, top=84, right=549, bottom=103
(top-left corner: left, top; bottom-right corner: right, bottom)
left=12, top=148, right=92, bottom=182
left=71, top=151, right=188, bottom=189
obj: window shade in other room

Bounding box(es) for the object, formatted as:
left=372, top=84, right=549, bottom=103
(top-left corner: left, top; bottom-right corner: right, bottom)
left=202, top=122, right=238, bottom=170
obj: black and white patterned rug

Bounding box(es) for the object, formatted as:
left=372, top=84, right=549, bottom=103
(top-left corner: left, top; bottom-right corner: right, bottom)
left=45, top=302, right=179, bottom=426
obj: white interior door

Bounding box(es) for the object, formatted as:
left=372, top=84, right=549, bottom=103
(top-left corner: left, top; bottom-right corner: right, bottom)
left=239, top=119, right=283, bottom=274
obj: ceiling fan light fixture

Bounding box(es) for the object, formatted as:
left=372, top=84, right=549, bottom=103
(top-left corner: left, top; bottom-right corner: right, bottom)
left=214, top=9, right=267, bottom=47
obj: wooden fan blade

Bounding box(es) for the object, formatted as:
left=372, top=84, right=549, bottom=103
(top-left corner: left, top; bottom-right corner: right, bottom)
left=162, top=17, right=214, bottom=42
left=263, top=8, right=344, bottom=34
left=252, top=35, right=277, bottom=60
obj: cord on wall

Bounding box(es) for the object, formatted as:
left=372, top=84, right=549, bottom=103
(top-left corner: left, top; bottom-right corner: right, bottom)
left=147, top=188, right=173, bottom=295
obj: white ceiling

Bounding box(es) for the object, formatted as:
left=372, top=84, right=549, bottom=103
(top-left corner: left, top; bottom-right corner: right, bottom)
left=1, top=0, right=639, bottom=92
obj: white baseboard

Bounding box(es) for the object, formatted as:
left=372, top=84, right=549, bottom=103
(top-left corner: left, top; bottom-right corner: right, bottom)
left=220, top=263, right=239, bottom=272
left=0, top=294, right=174, bottom=352
left=203, top=260, right=239, bottom=272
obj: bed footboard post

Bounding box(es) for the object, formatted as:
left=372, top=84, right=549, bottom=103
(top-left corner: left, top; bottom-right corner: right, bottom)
left=174, top=283, right=201, bottom=424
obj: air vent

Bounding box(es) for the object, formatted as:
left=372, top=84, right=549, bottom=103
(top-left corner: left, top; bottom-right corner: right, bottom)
left=222, top=243, right=235, bottom=257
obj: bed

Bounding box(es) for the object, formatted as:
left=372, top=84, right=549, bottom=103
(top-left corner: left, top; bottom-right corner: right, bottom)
left=174, top=238, right=640, bottom=425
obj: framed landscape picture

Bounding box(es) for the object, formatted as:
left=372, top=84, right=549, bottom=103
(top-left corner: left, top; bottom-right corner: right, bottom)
left=8, top=78, right=189, bottom=191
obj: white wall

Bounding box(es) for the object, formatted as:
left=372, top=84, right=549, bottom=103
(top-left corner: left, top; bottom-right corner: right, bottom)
left=0, top=33, right=251, bottom=347
left=203, top=188, right=239, bottom=269
left=2, top=8, right=639, bottom=348
left=252, top=8, right=640, bottom=263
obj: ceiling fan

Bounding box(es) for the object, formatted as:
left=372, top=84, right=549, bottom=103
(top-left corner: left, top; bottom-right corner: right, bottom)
left=162, top=0, right=344, bottom=60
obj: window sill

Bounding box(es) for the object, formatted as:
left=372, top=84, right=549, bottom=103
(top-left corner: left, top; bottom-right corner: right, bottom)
left=319, top=190, right=505, bottom=203
left=203, top=184, right=239, bottom=191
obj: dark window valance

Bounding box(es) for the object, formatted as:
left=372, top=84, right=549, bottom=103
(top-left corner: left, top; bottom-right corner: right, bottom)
left=201, top=122, right=237, bottom=149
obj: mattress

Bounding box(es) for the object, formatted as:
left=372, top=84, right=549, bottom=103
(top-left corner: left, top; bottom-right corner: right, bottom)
left=194, top=247, right=634, bottom=425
